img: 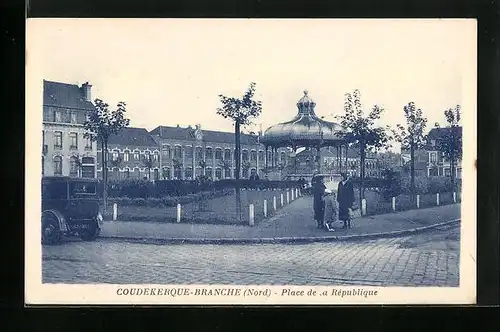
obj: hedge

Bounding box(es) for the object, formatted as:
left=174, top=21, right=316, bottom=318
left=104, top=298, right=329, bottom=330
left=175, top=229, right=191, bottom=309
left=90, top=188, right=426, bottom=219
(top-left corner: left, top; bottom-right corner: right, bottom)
left=100, top=179, right=302, bottom=199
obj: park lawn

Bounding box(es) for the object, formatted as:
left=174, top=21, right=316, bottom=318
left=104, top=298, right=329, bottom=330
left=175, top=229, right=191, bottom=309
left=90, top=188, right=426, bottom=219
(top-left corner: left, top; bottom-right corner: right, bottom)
left=361, top=189, right=460, bottom=216
left=103, top=188, right=293, bottom=225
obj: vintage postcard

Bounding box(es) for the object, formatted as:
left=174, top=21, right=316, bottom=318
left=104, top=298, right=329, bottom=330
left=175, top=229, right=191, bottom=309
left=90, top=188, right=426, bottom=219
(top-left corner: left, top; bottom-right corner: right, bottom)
left=26, top=18, right=477, bottom=305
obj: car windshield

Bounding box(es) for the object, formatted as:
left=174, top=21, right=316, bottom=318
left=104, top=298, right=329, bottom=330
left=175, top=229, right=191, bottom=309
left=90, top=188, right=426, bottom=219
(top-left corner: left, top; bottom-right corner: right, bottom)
left=69, top=182, right=97, bottom=196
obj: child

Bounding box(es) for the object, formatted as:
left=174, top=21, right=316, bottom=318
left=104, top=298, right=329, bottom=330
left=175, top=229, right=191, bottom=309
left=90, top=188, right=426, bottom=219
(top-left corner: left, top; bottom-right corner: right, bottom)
left=323, top=189, right=338, bottom=232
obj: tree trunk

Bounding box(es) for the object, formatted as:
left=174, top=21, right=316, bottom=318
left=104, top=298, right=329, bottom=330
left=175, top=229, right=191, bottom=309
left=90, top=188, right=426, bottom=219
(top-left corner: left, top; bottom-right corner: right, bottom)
left=102, top=140, right=108, bottom=212
left=235, top=119, right=242, bottom=221
left=359, top=143, right=365, bottom=207
left=451, top=150, right=455, bottom=192
left=410, top=140, right=415, bottom=196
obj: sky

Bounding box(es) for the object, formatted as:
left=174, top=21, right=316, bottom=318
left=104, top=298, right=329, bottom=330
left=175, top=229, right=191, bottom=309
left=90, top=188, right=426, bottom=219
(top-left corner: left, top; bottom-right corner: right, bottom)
left=28, top=19, right=475, bottom=148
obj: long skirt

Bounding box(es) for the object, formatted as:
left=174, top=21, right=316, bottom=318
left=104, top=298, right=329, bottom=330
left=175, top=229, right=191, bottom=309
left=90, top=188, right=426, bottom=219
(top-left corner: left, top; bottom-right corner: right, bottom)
left=338, top=204, right=350, bottom=221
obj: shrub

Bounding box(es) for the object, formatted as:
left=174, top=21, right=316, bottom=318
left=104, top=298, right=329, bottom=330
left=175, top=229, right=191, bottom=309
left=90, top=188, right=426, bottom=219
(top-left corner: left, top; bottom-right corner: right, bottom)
left=379, top=169, right=402, bottom=201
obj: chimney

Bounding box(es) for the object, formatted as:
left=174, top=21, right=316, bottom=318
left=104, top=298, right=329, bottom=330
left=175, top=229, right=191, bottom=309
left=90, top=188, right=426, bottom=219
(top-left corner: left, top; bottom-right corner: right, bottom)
left=81, top=82, right=92, bottom=102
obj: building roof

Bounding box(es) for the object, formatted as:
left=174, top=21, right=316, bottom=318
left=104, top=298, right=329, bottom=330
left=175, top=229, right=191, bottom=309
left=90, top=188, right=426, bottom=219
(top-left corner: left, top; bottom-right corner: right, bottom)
left=260, top=90, right=346, bottom=147
left=427, top=126, right=462, bottom=140
left=105, top=127, right=159, bottom=148
left=43, top=80, right=95, bottom=110
left=150, top=125, right=259, bottom=145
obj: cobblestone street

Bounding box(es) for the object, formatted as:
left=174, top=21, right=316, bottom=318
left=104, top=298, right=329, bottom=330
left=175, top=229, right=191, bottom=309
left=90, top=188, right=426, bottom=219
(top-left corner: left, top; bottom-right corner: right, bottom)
left=42, top=224, right=460, bottom=287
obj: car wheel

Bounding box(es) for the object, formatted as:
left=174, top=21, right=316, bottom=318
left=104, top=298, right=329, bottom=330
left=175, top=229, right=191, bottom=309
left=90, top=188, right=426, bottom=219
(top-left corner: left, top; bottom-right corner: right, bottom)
left=79, top=224, right=101, bottom=241
left=41, top=211, right=62, bottom=245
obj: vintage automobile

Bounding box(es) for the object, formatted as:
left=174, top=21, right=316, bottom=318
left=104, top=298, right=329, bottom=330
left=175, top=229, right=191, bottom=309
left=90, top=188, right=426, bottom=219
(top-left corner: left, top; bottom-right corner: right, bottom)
left=41, top=176, right=103, bottom=245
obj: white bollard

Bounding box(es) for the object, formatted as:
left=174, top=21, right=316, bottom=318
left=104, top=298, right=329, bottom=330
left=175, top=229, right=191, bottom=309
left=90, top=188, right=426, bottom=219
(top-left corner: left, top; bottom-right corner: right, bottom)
left=436, top=193, right=440, bottom=206
left=273, top=196, right=277, bottom=211
left=286, top=191, right=290, bottom=204
left=361, top=199, right=367, bottom=216
left=291, top=190, right=294, bottom=201
left=177, top=203, right=181, bottom=223
left=113, top=203, right=118, bottom=221
left=453, top=192, right=456, bottom=203
left=264, top=200, right=268, bottom=217
left=416, top=194, right=420, bottom=209
left=249, top=204, right=255, bottom=226
left=392, top=197, right=396, bottom=212
left=280, top=193, right=284, bottom=206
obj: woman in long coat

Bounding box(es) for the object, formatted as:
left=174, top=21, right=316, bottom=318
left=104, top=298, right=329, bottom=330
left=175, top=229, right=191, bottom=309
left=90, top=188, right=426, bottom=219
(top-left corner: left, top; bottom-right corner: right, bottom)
left=337, top=173, right=355, bottom=228
left=312, top=176, right=327, bottom=228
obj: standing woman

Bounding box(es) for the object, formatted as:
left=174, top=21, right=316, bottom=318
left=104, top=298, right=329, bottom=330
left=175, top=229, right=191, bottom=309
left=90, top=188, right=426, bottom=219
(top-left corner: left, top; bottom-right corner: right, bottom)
left=312, top=176, right=327, bottom=228
left=337, top=172, right=355, bottom=228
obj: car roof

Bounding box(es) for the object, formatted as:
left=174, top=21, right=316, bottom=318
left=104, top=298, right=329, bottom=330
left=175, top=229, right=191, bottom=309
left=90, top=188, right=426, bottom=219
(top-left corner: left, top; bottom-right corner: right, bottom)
left=42, top=176, right=99, bottom=183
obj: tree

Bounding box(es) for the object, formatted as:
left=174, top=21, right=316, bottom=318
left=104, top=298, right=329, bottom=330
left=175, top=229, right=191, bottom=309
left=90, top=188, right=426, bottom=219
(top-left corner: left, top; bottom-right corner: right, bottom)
left=216, top=82, right=262, bottom=220
left=142, top=155, right=156, bottom=180
left=436, top=105, right=462, bottom=191
left=335, top=90, right=392, bottom=206
left=392, top=102, right=428, bottom=195
left=83, top=99, right=130, bottom=210
left=198, top=160, right=207, bottom=176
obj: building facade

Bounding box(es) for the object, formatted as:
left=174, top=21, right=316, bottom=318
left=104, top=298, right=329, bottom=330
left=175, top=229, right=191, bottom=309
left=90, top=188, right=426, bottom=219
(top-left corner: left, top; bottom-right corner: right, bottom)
left=42, top=80, right=97, bottom=178
left=97, top=127, right=160, bottom=181
left=150, top=125, right=288, bottom=180
left=401, top=127, right=462, bottom=178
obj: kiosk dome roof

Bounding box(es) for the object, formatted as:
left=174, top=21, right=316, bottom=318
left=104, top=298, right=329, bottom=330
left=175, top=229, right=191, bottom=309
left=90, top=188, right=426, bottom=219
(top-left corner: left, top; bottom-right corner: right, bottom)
left=260, top=90, right=346, bottom=148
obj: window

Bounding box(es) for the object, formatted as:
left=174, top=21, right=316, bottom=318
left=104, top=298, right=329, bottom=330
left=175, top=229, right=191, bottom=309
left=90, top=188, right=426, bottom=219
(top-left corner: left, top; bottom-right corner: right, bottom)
left=162, top=145, right=171, bottom=158
left=153, top=151, right=159, bottom=161
left=185, top=167, right=193, bottom=180
left=196, top=147, right=203, bottom=159
left=123, top=150, right=129, bottom=162
left=429, top=152, right=437, bottom=163
left=54, top=110, right=62, bottom=122
left=224, top=149, right=231, bottom=161
left=215, top=168, right=222, bottom=180
left=134, top=151, right=140, bottom=160
left=134, top=167, right=140, bottom=178
left=162, top=167, right=171, bottom=180
left=444, top=168, right=451, bottom=177
left=53, top=156, right=62, bottom=175
left=215, top=148, right=223, bottom=160
left=69, top=132, right=78, bottom=149
left=280, top=152, right=286, bottom=162
left=242, top=150, right=248, bottom=161
left=224, top=168, right=231, bottom=178
left=85, top=136, right=92, bottom=150
left=242, top=168, right=249, bottom=178
left=428, top=168, right=438, bottom=177
left=174, top=168, right=182, bottom=180
left=113, top=168, right=120, bottom=180
left=205, top=147, right=213, bottom=159
left=250, top=150, right=257, bottom=162
left=185, top=146, right=193, bottom=158
left=69, top=156, right=79, bottom=177
left=124, top=168, right=130, bottom=179
left=154, top=169, right=159, bottom=181
left=70, top=112, right=77, bottom=124
left=205, top=167, right=213, bottom=178
left=54, top=131, right=63, bottom=149
left=258, top=151, right=264, bottom=162
left=174, top=146, right=182, bottom=159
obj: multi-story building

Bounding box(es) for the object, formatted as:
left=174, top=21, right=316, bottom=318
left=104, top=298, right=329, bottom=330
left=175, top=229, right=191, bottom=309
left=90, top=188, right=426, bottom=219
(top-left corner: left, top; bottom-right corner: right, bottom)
left=97, top=127, right=160, bottom=181
left=292, top=147, right=396, bottom=178
left=401, top=126, right=462, bottom=178
left=150, top=124, right=285, bottom=180
left=42, top=80, right=97, bottom=178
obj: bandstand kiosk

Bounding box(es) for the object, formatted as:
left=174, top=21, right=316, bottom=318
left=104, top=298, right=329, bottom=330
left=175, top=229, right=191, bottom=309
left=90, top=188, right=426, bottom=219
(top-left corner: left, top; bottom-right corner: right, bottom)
left=260, top=90, right=349, bottom=185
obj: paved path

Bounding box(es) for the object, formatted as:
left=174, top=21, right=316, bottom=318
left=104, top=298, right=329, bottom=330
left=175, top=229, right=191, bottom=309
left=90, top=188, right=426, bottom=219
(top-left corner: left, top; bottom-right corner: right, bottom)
left=43, top=223, right=460, bottom=286
left=100, top=198, right=461, bottom=241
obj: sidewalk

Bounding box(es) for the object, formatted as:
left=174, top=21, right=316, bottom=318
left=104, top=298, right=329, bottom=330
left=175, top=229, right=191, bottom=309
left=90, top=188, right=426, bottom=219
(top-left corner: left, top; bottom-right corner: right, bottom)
left=100, top=196, right=461, bottom=243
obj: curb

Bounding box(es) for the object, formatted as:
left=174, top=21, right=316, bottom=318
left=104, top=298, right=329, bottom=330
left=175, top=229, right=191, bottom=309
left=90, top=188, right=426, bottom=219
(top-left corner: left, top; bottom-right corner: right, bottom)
left=100, top=218, right=461, bottom=245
